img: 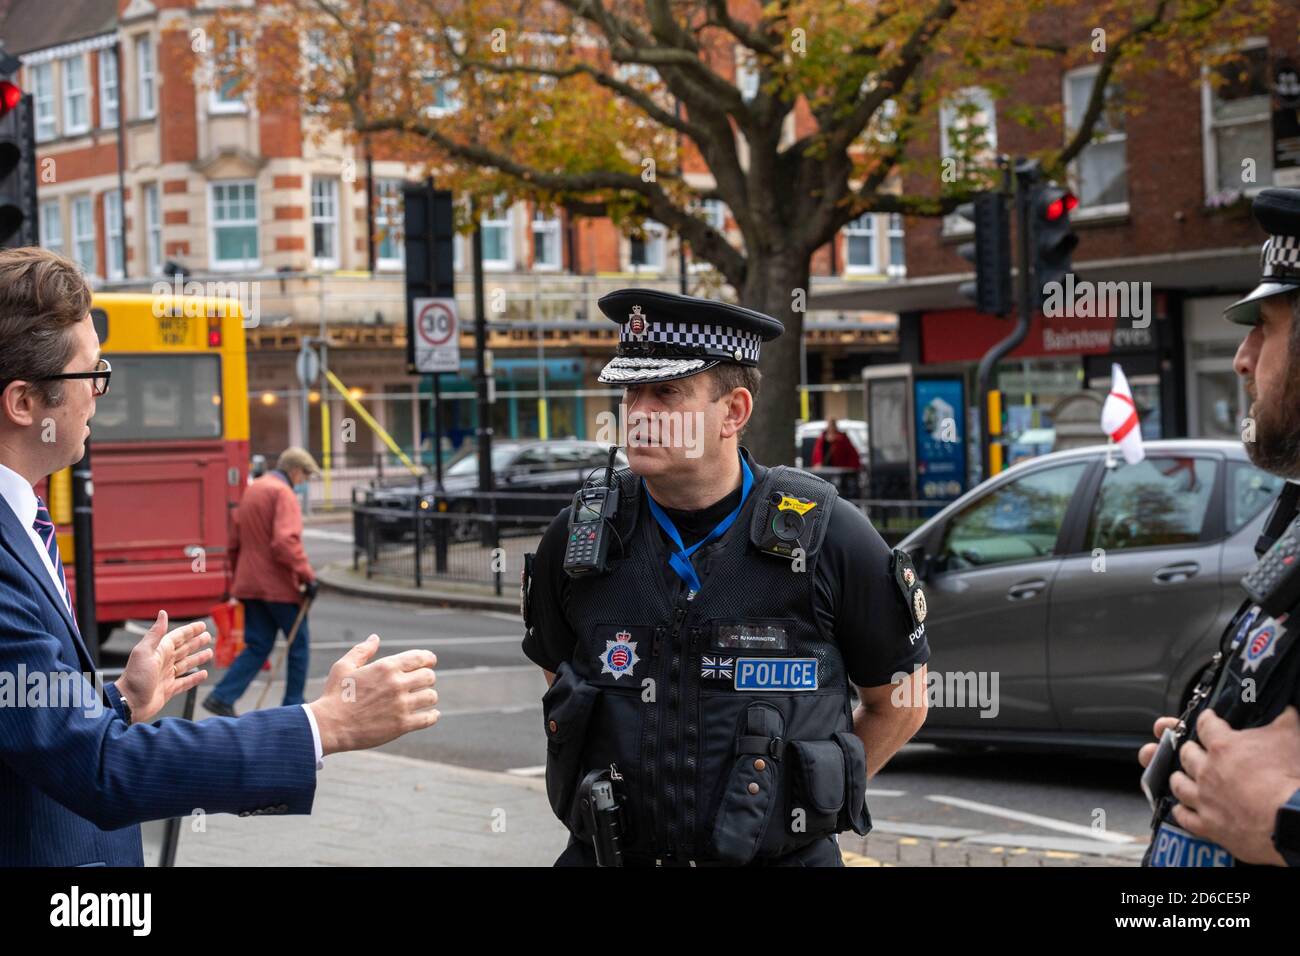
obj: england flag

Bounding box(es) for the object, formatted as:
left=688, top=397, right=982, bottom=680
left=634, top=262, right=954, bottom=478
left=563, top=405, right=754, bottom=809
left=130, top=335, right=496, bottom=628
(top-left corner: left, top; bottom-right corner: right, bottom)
left=1102, top=362, right=1144, bottom=464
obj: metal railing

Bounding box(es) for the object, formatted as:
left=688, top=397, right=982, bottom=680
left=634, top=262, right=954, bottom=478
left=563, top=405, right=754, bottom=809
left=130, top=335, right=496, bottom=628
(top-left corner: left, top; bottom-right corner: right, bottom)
left=349, top=480, right=946, bottom=591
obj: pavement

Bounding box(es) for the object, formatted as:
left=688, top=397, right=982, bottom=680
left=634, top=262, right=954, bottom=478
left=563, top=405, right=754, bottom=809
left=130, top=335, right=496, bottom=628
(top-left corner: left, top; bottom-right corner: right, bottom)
left=173, top=745, right=1137, bottom=867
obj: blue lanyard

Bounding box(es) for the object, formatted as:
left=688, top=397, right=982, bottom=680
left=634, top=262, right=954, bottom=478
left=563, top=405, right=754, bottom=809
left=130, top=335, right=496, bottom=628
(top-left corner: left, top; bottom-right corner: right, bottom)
left=644, top=455, right=753, bottom=597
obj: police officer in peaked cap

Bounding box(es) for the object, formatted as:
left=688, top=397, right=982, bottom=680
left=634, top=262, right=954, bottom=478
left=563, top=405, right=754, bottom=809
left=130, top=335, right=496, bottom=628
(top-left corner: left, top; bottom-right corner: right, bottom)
left=1138, top=188, right=1300, bottom=868
left=520, top=288, right=931, bottom=866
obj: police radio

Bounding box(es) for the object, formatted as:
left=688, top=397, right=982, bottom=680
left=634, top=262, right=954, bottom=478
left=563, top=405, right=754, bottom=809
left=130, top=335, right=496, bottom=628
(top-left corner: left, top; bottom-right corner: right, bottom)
left=563, top=446, right=622, bottom=578
left=1242, top=513, right=1300, bottom=618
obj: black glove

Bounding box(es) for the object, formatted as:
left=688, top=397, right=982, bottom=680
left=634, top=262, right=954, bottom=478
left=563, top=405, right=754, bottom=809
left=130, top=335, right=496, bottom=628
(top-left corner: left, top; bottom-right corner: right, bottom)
left=300, top=579, right=320, bottom=600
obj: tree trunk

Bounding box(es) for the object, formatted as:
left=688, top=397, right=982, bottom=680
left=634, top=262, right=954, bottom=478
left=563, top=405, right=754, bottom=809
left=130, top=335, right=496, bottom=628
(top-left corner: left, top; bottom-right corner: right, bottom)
left=738, top=253, right=810, bottom=467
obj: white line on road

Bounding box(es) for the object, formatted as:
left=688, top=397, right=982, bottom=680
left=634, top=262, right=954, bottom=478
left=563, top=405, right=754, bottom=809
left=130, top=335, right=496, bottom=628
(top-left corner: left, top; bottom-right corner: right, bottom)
left=864, top=789, right=907, bottom=798
left=924, top=794, right=1136, bottom=844
left=505, top=766, right=546, bottom=777
left=303, top=529, right=354, bottom=543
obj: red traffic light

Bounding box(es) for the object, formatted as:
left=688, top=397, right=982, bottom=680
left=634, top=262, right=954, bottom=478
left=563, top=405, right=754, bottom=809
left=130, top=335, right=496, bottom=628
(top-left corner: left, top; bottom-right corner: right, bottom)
left=0, top=81, right=21, bottom=118
left=1044, top=192, right=1078, bottom=222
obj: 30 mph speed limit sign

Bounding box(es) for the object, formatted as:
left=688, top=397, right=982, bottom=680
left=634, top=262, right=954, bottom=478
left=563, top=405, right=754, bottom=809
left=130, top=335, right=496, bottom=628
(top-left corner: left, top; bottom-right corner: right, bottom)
left=413, top=298, right=460, bottom=373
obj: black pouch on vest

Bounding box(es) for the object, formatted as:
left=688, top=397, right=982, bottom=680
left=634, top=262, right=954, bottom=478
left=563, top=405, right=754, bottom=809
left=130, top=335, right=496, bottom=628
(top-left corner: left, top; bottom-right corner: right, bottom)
left=834, top=731, right=871, bottom=835
left=542, top=661, right=600, bottom=826
left=788, top=732, right=871, bottom=838
left=709, top=702, right=786, bottom=865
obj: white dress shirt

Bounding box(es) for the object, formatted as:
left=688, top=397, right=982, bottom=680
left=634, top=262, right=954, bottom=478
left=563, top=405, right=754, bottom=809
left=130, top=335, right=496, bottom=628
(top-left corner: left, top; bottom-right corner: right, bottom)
left=0, top=461, right=323, bottom=768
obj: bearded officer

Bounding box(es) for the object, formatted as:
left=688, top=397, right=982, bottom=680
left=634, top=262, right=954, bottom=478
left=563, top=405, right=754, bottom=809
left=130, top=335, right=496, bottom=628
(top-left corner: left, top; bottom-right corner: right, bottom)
left=1138, top=188, right=1300, bottom=868
left=521, top=288, right=930, bottom=867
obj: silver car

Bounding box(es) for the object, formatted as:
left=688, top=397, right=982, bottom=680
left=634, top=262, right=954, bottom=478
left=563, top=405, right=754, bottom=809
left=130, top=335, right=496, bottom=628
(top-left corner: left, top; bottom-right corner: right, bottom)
left=896, top=439, right=1284, bottom=755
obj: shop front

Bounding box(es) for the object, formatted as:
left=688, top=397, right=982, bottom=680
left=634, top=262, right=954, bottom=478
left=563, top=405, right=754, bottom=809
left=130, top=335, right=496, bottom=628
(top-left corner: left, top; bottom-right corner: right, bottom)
left=902, top=300, right=1182, bottom=488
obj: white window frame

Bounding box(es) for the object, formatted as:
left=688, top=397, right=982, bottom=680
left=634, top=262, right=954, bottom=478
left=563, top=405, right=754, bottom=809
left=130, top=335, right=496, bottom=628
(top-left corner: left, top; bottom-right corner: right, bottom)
left=71, top=195, right=96, bottom=276
left=843, top=213, right=879, bottom=274
left=31, top=62, right=56, bottom=142
left=98, top=48, right=119, bottom=129
left=143, top=182, right=162, bottom=276
left=62, top=55, right=90, bottom=136
left=135, top=34, right=156, bottom=119
left=735, top=47, right=760, bottom=102
left=480, top=198, right=514, bottom=271
left=531, top=208, right=561, bottom=271
left=629, top=220, right=666, bottom=272
left=310, top=177, right=339, bottom=270
left=208, top=29, right=249, bottom=114
left=1201, top=37, right=1276, bottom=199
left=938, top=86, right=997, bottom=235
left=1062, top=65, right=1129, bottom=219
left=104, top=190, right=124, bottom=280
left=208, top=180, right=260, bottom=272
left=39, top=200, right=62, bottom=254
left=375, top=179, right=405, bottom=271
left=886, top=212, right=906, bottom=277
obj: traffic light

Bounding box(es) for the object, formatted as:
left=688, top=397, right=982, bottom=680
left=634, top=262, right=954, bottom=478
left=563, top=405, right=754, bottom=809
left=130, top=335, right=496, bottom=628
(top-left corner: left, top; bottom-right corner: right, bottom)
left=402, top=183, right=455, bottom=372
left=1029, top=182, right=1078, bottom=306
left=956, top=191, right=1012, bottom=316
left=0, top=72, right=37, bottom=249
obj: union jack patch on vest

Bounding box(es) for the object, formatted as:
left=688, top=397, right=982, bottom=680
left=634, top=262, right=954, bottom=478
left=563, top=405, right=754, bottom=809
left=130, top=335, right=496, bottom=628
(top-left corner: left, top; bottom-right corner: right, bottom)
left=700, top=656, right=735, bottom=680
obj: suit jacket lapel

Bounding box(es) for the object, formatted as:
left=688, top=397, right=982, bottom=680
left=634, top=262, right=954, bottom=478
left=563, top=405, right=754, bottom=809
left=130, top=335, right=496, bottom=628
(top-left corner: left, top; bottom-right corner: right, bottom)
left=0, top=495, right=96, bottom=672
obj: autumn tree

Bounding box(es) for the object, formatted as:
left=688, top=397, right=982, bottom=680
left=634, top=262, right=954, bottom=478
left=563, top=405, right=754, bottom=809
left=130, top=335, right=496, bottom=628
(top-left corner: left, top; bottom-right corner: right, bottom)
left=218, top=0, right=1271, bottom=466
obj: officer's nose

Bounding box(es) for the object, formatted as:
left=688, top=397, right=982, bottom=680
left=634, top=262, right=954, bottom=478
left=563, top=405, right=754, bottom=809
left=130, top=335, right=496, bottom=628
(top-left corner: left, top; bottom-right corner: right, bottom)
left=1233, top=326, right=1260, bottom=381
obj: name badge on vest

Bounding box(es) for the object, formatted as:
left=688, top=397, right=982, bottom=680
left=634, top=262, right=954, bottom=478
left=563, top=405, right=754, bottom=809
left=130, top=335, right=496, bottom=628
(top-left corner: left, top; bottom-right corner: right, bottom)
left=734, top=657, right=818, bottom=691
left=1149, top=822, right=1234, bottom=867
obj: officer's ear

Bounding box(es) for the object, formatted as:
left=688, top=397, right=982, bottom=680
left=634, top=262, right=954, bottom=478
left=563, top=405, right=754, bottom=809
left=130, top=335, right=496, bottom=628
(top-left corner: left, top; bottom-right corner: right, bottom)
left=718, top=386, right=753, bottom=439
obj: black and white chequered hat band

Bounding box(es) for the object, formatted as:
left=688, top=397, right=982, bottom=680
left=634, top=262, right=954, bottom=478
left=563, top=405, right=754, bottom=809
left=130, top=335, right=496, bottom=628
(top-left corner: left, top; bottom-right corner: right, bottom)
left=618, top=320, right=762, bottom=363
left=1262, top=234, right=1300, bottom=279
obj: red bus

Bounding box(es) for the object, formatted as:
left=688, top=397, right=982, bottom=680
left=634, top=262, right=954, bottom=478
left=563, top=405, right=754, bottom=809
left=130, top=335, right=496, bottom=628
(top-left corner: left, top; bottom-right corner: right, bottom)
left=43, top=293, right=251, bottom=645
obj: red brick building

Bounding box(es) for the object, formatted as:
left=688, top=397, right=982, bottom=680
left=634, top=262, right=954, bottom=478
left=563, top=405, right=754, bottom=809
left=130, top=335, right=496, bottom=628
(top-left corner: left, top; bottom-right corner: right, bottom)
left=0, top=0, right=908, bottom=465
left=814, top=5, right=1300, bottom=492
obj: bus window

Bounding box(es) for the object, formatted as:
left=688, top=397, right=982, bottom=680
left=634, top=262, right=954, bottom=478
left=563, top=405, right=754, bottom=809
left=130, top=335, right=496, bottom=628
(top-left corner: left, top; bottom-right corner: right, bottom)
left=91, top=354, right=223, bottom=441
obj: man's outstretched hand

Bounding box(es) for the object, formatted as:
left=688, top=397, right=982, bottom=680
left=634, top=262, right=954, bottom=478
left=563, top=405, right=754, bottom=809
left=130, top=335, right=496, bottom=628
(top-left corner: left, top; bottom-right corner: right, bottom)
left=307, top=635, right=439, bottom=755
left=116, top=610, right=214, bottom=724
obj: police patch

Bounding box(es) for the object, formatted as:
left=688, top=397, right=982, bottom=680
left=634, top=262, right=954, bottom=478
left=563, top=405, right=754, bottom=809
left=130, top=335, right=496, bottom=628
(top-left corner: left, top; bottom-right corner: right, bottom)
left=1240, top=618, right=1282, bottom=673
left=600, top=631, right=640, bottom=680
left=1149, top=822, right=1234, bottom=867
left=891, top=548, right=927, bottom=629
left=734, top=657, right=818, bottom=691
left=701, top=656, right=735, bottom=680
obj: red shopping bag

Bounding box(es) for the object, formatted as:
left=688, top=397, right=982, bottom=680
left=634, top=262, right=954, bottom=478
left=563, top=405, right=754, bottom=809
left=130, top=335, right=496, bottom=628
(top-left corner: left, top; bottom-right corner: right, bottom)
left=210, top=599, right=244, bottom=668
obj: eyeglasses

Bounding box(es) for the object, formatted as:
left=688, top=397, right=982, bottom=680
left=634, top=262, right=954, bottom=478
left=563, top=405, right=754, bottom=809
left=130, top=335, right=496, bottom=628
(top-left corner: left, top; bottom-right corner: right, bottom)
left=34, top=358, right=112, bottom=396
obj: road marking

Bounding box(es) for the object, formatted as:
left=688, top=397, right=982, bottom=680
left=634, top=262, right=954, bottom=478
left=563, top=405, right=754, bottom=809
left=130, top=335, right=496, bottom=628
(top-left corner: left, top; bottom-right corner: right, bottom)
left=506, top=765, right=546, bottom=777
left=841, top=850, right=886, bottom=867
left=924, top=795, right=1136, bottom=844
left=864, top=788, right=906, bottom=798
left=303, top=529, right=354, bottom=543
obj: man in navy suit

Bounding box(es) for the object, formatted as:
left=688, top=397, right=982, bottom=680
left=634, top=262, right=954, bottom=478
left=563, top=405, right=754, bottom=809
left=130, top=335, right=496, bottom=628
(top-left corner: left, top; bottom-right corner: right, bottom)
left=0, top=247, right=442, bottom=866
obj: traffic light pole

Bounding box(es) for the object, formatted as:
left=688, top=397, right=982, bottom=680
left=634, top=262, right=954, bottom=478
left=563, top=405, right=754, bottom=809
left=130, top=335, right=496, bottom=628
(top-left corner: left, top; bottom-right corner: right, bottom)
left=975, top=159, right=1037, bottom=480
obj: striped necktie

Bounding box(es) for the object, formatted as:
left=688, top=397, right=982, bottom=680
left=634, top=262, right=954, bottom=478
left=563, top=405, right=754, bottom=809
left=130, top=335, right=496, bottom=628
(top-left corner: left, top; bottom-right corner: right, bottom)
left=32, top=495, right=77, bottom=624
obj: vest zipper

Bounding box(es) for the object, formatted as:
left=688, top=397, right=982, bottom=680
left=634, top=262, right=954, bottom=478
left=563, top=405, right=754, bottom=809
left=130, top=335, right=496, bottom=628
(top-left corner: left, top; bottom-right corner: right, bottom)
left=642, top=624, right=665, bottom=856
left=681, top=624, right=702, bottom=857
left=663, top=601, right=687, bottom=859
